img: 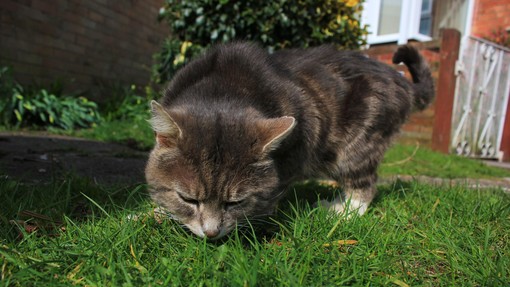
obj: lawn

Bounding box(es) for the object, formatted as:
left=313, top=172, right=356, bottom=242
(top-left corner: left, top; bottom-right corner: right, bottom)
left=1, top=150, right=509, bottom=286
left=381, top=143, right=510, bottom=179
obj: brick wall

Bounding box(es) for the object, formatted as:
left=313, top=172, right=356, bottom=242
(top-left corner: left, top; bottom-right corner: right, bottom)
left=0, top=0, right=168, bottom=101
left=364, top=41, right=441, bottom=147
left=471, top=0, right=510, bottom=38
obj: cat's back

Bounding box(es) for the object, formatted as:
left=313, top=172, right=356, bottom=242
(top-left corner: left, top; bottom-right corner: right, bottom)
left=271, top=45, right=405, bottom=85
left=160, top=42, right=305, bottom=124
left=269, top=44, right=416, bottom=156
left=162, top=42, right=277, bottom=106
left=270, top=44, right=414, bottom=124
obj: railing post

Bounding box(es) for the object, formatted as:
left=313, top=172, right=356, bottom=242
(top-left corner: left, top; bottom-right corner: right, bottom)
left=501, top=92, right=510, bottom=161
left=431, top=29, right=461, bottom=153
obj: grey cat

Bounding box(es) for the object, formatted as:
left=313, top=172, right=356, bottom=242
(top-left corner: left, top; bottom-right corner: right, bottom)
left=145, top=42, right=434, bottom=239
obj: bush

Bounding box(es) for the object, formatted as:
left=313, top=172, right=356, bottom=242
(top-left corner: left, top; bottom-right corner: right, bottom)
left=483, top=26, right=510, bottom=48
left=153, top=0, right=368, bottom=83
left=99, top=84, right=154, bottom=123
left=0, top=67, right=101, bottom=130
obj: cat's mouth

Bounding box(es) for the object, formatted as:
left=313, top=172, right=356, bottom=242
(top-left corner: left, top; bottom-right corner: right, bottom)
left=154, top=205, right=276, bottom=240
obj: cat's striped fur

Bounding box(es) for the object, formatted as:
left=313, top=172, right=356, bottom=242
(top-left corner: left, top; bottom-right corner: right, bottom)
left=145, top=42, right=434, bottom=239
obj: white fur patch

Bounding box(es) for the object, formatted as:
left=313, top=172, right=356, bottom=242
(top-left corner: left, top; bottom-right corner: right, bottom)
left=318, top=197, right=369, bottom=218
left=187, top=220, right=205, bottom=238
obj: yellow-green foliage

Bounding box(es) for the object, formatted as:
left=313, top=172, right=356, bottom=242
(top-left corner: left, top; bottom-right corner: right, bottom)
left=153, top=0, right=368, bottom=83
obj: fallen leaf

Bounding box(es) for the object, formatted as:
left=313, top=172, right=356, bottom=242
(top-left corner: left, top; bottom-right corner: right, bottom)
left=431, top=198, right=440, bottom=213
left=10, top=210, right=65, bottom=239
left=323, top=240, right=358, bottom=247
left=391, top=278, right=410, bottom=287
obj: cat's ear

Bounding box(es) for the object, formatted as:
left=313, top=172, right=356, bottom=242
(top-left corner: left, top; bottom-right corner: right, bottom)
left=149, top=100, right=183, bottom=148
left=257, top=116, right=296, bottom=153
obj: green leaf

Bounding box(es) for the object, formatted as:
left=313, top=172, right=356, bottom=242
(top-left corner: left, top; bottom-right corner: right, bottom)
left=14, top=110, right=22, bottom=122
left=39, top=112, right=47, bottom=122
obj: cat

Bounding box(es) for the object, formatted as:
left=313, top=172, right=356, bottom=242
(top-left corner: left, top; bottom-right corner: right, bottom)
left=145, top=42, right=434, bottom=240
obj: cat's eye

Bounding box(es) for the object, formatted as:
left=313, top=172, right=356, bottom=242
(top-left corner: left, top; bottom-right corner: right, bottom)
left=224, top=200, right=244, bottom=210
left=177, top=192, right=199, bottom=206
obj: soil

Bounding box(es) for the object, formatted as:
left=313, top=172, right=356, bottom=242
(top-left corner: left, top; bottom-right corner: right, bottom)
left=1, top=131, right=509, bottom=193
left=0, top=132, right=148, bottom=185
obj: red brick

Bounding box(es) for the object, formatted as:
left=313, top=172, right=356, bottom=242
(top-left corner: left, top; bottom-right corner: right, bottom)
left=88, top=10, right=104, bottom=23
left=472, top=0, right=510, bottom=37
left=16, top=52, right=43, bottom=65
left=31, top=0, right=55, bottom=15
left=0, top=0, right=167, bottom=97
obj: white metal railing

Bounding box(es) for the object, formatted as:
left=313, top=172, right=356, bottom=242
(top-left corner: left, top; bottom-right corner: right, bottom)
left=450, top=36, right=510, bottom=160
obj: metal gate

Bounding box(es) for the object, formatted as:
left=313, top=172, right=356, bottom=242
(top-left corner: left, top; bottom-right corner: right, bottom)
left=451, top=36, right=510, bottom=160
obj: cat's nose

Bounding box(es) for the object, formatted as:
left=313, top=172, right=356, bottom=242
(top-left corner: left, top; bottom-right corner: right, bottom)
left=204, top=228, right=220, bottom=239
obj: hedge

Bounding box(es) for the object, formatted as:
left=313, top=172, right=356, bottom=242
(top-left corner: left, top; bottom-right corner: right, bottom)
left=153, top=0, right=368, bottom=83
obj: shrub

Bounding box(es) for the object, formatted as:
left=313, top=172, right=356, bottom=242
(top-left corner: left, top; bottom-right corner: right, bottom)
left=483, top=27, right=510, bottom=48
left=153, top=0, right=368, bottom=83
left=0, top=67, right=101, bottom=130
left=99, top=84, right=154, bottom=123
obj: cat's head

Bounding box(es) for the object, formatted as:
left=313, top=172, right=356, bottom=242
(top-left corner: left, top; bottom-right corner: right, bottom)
left=145, top=101, right=295, bottom=240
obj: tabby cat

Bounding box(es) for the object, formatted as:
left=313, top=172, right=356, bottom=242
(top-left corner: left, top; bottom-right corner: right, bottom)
left=145, top=42, right=434, bottom=239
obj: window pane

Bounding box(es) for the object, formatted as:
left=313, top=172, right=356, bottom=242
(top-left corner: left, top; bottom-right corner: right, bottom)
left=378, top=0, right=402, bottom=35
left=421, top=0, right=432, bottom=12
left=420, top=0, right=433, bottom=36
left=432, top=0, right=468, bottom=38
left=420, top=17, right=431, bottom=35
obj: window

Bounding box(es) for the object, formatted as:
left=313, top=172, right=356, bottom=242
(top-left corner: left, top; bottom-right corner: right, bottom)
left=362, top=0, right=434, bottom=45
left=431, top=0, right=470, bottom=39
left=378, top=0, right=402, bottom=36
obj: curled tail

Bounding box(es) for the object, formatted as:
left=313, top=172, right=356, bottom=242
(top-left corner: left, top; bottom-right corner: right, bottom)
left=392, top=45, right=435, bottom=111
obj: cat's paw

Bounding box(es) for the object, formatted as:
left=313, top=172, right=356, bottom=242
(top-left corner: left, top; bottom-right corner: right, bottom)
left=316, top=198, right=368, bottom=218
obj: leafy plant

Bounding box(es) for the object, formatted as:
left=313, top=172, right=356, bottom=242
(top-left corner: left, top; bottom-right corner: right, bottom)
left=0, top=66, right=24, bottom=126
left=46, top=83, right=157, bottom=150
left=483, top=26, right=510, bottom=48
left=153, top=0, right=368, bottom=83
left=0, top=67, right=101, bottom=130
left=100, top=84, right=153, bottom=122
left=9, top=90, right=100, bottom=130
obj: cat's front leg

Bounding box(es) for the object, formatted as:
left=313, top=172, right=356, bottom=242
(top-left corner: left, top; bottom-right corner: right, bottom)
left=319, top=174, right=377, bottom=217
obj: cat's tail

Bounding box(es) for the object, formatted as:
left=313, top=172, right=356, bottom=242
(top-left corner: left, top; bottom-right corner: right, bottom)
left=392, top=45, right=435, bottom=111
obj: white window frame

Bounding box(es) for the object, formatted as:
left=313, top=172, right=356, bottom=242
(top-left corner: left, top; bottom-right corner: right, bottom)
left=361, top=0, right=433, bottom=45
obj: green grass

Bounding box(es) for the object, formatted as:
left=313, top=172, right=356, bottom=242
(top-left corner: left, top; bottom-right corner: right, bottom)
left=0, top=115, right=154, bottom=151
left=50, top=117, right=155, bottom=151
left=1, top=176, right=509, bottom=286
left=381, top=143, right=510, bottom=179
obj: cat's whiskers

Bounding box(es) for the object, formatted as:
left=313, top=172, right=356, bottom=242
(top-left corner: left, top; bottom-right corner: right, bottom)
left=235, top=214, right=275, bottom=228
left=265, top=189, right=286, bottom=201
